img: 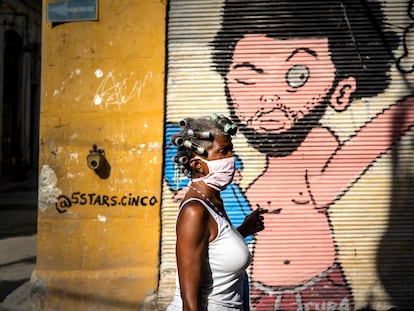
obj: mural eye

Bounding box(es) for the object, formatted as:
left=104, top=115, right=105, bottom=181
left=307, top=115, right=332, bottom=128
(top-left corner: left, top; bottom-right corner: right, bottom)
left=235, top=78, right=255, bottom=85
left=286, top=65, right=310, bottom=88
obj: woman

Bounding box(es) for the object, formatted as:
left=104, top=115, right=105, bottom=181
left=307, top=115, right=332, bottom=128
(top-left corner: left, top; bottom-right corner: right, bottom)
left=167, top=114, right=268, bottom=311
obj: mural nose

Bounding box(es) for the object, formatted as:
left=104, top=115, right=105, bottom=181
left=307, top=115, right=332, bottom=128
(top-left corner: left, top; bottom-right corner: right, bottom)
left=260, top=95, right=280, bottom=104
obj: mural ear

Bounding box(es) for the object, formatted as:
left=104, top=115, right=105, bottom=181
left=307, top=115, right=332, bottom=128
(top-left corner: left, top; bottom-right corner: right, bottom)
left=330, top=76, right=356, bottom=112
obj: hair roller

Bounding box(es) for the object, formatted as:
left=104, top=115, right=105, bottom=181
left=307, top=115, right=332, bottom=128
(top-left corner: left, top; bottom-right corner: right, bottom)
left=187, top=129, right=212, bottom=140
left=171, top=136, right=184, bottom=146
left=177, top=156, right=188, bottom=164
left=179, top=118, right=194, bottom=128
left=181, top=167, right=190, bottom=175
left=210, top=113, right=237, bottom=136
left=210, top=113, right=227, bottom=129
left=210, top=113, right=223, bottom=125
left=172, top=155, right=188, bottom=164
left=183, top=140, right=207, bottom=156
left=197, top=131, right=212, bottom=140
left=223, top=123, right=238, bottom=136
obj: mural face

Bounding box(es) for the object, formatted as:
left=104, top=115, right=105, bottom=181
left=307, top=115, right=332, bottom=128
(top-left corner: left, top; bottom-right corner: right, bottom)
left=226, top=36, right=336, bottom=136
left=162, top=0, right=414, bottom=310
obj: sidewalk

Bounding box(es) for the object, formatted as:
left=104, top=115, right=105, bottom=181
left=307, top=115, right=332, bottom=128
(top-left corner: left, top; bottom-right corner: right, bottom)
left=0, top=235, right=36, bottom=311
left=0, top=175, right=38, bottom=311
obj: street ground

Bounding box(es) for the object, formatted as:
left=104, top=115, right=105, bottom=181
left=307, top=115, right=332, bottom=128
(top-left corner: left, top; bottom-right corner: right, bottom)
left=0, top=174, right=38, bottom=311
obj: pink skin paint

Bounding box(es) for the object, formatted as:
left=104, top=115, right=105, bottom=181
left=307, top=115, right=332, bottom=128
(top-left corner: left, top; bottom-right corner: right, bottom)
left=226, top=34, right=414, bottom=286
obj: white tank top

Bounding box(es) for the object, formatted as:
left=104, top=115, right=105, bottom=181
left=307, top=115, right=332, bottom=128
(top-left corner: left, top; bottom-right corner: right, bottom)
left=167, top=198, right=252, bottom=311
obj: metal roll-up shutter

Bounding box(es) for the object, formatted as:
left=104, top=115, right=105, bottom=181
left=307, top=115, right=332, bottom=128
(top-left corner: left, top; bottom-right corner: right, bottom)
left=159, top=1, right=414, bottom=310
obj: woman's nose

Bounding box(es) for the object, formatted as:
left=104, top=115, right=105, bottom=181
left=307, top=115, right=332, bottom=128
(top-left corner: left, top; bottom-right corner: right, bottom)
left=260, top=94, right=280, bottom=104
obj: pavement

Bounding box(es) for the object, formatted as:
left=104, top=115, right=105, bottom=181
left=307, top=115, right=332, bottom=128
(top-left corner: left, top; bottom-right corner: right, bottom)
left=0, top=173, right=38, bottom=311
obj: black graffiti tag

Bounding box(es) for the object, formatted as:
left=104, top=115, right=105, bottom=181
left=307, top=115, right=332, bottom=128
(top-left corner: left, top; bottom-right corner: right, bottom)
left=55, top=192, right=159, bottom=213
left=55, top=195, right=72, bottom=213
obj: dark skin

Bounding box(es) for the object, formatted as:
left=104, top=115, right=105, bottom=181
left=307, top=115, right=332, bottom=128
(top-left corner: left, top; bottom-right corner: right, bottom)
left=175, top=133, right=268, bottom=311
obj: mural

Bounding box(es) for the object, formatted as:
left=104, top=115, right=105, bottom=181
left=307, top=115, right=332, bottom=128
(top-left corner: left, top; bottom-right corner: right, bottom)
left=162, top=1, right=414, bottom=310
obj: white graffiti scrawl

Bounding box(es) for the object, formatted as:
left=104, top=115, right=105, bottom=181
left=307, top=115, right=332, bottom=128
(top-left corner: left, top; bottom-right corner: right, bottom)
left=93, top=70, right=151, bottom=107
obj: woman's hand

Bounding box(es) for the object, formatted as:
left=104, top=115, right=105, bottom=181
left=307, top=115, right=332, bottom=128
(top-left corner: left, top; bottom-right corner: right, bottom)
left=237, top=207, right=268, bottom=238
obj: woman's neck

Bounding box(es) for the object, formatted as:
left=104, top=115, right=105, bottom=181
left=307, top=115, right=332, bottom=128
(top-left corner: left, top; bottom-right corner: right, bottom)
left=187, top=181, right=228, bottom=220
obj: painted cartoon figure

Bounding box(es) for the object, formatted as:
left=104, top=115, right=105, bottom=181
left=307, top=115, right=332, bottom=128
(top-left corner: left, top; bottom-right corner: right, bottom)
left=211, top=0, right=414, bottom=310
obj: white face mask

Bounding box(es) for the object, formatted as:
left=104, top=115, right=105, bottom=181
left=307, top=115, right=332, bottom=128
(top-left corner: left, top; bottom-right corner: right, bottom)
left=192, top=156, right=236, bottom=191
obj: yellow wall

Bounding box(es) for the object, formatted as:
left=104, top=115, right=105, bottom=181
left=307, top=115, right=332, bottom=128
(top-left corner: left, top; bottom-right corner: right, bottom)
left=34, top=1, right=166, bottom=310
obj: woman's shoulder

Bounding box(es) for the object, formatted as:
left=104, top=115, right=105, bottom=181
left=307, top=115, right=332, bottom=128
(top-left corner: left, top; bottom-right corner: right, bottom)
left=176, top=198, right=217, bottom=240
left=178, top=198, right=211, bottom=222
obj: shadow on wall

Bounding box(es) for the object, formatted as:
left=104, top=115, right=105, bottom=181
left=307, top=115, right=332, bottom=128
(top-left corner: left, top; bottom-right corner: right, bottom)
left=376, top=95, right=414, bottom=311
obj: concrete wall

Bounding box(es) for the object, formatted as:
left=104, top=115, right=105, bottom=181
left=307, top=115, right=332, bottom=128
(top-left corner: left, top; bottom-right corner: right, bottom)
left=33, top=1, right=166, bottom=310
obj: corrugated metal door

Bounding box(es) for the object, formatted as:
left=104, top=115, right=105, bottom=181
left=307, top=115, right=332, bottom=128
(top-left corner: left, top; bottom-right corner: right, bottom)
left=159, top=1, right=414, bottom=310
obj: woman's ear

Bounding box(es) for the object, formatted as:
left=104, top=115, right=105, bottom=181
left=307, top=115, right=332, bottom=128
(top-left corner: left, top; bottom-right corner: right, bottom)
left=329, top=76, right=356, bottom=112
left=189, top=158, right=205, bottom=175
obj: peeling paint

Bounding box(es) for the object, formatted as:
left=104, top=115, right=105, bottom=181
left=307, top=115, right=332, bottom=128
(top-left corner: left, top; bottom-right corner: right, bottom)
left=66, top=172, right=85, bottom=179
left=148, top=142, right=160, bottom=151
left=150, top=156, right=159, bottom=164
left=95, top=69, right=103, bottom=78
left=38, top=165, right=62, bottom=212
left=113, top=177, right=133, bottom=185
left=68, top=152, right=79, bottom=162
left=98, top=214, right=106, bottom=222
left=94, top=94, right=103, bottom=105
left=68, top=134, right=78, bottom=143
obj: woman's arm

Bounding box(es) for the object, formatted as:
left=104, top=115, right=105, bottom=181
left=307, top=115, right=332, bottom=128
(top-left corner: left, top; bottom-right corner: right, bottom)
left=176, top=202, right=212, bottom=311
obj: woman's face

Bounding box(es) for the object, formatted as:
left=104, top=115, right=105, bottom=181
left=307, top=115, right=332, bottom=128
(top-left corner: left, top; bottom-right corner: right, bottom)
left=190, top=133, right=235, bottom=186
left=226, top=34, right=337, bottom=134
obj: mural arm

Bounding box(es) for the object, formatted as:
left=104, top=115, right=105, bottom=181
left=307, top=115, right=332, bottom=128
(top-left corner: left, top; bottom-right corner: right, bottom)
left=308, top=96, right=414, bottom=209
